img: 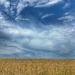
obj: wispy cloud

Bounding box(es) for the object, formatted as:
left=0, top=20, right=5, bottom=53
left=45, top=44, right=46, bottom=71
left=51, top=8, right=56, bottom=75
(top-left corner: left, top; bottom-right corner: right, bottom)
left=35, top=0, right=63, bottom=7
left=15, top=15, right=30, bottom=21
left=58, top=15, right=75, bottom=23
left=0, top=0, right=63, bottom=18
left=63, top=0, right=71, bottom=9
left=42, top=14, right=53, bottom=19
left=16, top=0, right=63, bottom=15
left=63, top=2, right=71, bottom=9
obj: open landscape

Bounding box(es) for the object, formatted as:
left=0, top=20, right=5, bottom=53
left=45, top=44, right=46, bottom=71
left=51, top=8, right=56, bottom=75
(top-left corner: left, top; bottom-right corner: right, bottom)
left=0, top=0, right=75, bottom=75
left=0, top=59, right=75, bottom=75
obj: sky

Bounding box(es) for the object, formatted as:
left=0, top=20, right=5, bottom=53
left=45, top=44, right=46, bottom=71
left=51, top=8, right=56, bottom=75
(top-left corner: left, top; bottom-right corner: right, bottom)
left=0, top=0, right=75, bottom=59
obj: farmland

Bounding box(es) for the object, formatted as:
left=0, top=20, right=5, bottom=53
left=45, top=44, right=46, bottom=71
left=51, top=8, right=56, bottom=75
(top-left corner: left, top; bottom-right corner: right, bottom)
left=0, top=59, right=75, bottom=75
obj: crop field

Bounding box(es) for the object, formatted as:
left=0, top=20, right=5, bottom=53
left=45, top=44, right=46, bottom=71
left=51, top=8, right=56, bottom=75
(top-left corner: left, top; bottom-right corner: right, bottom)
left=0, top=59, right=75, bottom=75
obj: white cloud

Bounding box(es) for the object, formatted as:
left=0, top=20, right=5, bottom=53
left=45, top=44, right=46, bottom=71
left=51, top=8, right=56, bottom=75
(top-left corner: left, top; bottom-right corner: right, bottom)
left=16, top=0, right=63, bottom=15
left=17, top=0, right=28, bottom=15
left=64, top=12, right=70, bottom=15
left=0, top=0, right=6, bottom=4
left=1, top=21, right=75, bottom=55
left=4, top=1, right=10, bottom=8
left=35, top=0, right=63, bottom=7
left=42, top=14, right=53, bottom=19
left=63, top=0, right=71, bottom=9
left=58, top=15, right=75, bottom=23
left=0, top=0, right=63, bottom=18
left=0, top=13, right=3, bottom=19
left=15, top=16, right=30, bottom=21
left=0, top=17, right=75, bottom=58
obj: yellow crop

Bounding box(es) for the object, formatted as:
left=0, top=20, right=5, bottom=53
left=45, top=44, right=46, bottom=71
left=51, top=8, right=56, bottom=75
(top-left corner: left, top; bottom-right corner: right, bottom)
left=0, top=59, right=75, bottom=75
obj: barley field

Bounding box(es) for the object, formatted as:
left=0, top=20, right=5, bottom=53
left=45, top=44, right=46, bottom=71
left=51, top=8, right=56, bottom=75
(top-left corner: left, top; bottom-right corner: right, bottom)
left=0, top=59, right=75, bottom=75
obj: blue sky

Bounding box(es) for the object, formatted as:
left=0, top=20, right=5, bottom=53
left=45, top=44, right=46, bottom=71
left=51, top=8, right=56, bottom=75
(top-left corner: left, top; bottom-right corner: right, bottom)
left=0, top=0, right=75, bottom=58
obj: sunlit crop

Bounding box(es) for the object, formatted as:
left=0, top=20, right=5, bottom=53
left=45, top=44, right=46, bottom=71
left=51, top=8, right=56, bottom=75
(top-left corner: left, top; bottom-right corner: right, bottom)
left=0, top=59, right=75, bottom=75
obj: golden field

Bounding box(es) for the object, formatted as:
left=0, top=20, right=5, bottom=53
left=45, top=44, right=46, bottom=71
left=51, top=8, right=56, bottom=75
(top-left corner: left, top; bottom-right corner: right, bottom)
left=0, top=59, right=75, bottom=75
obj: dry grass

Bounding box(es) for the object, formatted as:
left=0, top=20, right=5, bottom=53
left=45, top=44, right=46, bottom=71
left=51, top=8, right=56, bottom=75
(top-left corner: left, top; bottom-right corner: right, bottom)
left=0, top=59, right=75, bottom=75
